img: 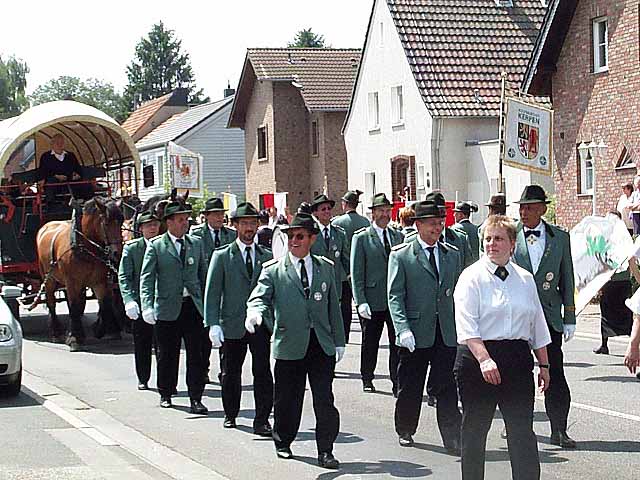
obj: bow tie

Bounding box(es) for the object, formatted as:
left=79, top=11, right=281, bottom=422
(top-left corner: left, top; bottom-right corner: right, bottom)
left=524, top=229, right=541, bottom=238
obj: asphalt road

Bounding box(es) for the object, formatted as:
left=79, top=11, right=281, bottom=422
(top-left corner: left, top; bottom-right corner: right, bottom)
left=2, top=302, right=639, bottom=479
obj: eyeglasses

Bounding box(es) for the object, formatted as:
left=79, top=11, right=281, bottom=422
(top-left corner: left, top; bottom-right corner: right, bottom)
left=287, top=233, right=309, bottom=241
left=317, top=206, right=332, bottom=212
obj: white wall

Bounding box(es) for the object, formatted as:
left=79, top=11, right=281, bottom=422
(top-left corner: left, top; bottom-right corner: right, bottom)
left=137, top=146, right=166, bottom=201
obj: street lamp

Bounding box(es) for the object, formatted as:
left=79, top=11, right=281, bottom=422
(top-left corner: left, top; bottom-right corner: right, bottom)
left=578, top=139, right=608, bottom=216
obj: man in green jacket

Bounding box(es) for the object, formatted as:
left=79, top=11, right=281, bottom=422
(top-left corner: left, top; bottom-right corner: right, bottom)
left=204, top=202, right=273, bottom=435
left=246, top=212, right=345, bottom=470
left=351, top=193, right=403, bottom=395
left=140, top=202, right=209, bottom=414
left=452, top=201, right=480, bottom=263
left=388, top=200, right=462, bottom=453
left=512, top=185, right=577, bottom=449
left=118, top=211, right=160, bottom=390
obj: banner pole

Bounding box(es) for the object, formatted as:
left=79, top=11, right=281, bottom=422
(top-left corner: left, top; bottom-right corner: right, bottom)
left=497, top=72, right=508, bottom=194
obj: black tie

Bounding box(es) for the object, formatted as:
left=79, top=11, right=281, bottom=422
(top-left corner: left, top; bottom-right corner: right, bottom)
left=245, top=247, right=253, bottom=278
left=495, top=265, right=509, bottom=281
left=427, top=246, right=438, bottom=280
left=324, top=227, right=330, bottom=250
left=176, top=238, right=186, bottom=265
left=214, top=230, right=221, bottom=248
left=525, top=229, right=541, bottom=238
left=299, top=259, right=310, bottom=299
left=383, top=229, right=391, bottom=256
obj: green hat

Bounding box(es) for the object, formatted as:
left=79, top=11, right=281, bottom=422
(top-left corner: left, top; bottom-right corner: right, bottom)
left=310, top=194, right=335, bottom=211
left=342, top=189, right=363, bottom=204
left=412, top=200, right=446, bottom=219
left=231, top=202, right=259, bottom=219
left=162, top=201, right=192, bottom=220
left=202, top=197, right=226, bottom=212
left=515, top=185, right=550, bottom=204
left=280, top=212, right=320, bottom=234
left=138, top=211, right=159, bottom=225
left=485, top=195, right=508, bottom=208
left=368, top=193, right=392, bottom=209
left=453, top=201, right=478, bottom=214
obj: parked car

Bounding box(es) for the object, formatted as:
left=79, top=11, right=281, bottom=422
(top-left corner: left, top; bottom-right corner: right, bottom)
left=0, top=287, right=23, bottom=397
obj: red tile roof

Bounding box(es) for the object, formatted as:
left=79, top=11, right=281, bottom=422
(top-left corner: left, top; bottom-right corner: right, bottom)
left=121, top=92, right=173, bottom=137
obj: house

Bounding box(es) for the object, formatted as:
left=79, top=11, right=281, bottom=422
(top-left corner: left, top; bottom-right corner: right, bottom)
left=123, top=88, right=245, bottom=201
left=343, top=0, right=554, bottom=219
left=122, top=89, right=190, bottom=143
left=524, top=0, right=639, bottom=228
left=228, top=48, right=361, bottom=211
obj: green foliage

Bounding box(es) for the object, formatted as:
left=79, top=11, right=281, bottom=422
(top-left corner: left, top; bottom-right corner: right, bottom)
left=0, top=55, right=29, bottom=119
left=29, top=76, right=128, bottom=122
left=544, top=194, right=556, bottom=224
left=287, top=28, right=327, bottom=48
left=124, top=21, right=208, bottom=112
left=190, top=185, right=211, bottom=217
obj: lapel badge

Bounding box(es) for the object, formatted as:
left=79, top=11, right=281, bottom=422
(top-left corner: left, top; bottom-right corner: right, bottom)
left=314, top=292, right=323, bottom=301
left=445, top=288, right=452, bottom=297
left=335, top=250, right=340, bottom=258
left=545, top=272, right=554, bottom=281
left=187, top=257, right=194, bottom=265
left=321, top=282, right=327, bottom=292
left=527, top=236, right=537, bottom=246
left=332, top=244, right=338, bottom=251
left=542, top=281, right=551, bottom=290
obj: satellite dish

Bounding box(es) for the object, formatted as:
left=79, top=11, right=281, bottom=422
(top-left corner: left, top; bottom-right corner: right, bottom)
left=271, top=225, right=289, bottom=259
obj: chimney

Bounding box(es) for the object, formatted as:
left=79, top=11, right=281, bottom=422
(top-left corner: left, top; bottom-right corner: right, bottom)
left=224, top=81, right=235, bottom=98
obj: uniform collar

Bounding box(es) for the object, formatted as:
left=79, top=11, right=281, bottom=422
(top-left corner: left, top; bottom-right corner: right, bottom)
left=236, top=238, right=253, bottom=253
left=416, top=236, right=438, bottom=251
left=167, top=231, right=184, bottom=244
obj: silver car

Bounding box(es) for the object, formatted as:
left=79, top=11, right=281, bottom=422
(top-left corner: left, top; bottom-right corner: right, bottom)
left=0, top=287, right=22, bottom=397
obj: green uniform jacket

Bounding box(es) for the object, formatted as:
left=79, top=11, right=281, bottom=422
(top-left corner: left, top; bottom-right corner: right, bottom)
left=118, top=237, right=146, bottom=306
left=204, top=241, right=273, bottom=339
left=332, top=210, right=370, bottom=242
left=388, top=239, right=462, bottom=348
left=247, top=254, right=346, bottom=360
left=453, top=219, right=480, bottom=264
left=189, top=224, right=237, bottom=264
left=405, top=227, right=473, bottom=268
left=140, top=233, right=208, bottom=321
left=513, top=221, right=576, bottom=333
left=310, top=223, right=350, bottom=287
left=351, top=225, right=404, bottom=312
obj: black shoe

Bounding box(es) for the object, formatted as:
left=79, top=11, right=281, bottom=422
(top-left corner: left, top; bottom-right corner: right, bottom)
left=160, top=397, right=172, bottom=408
left=427, top=395, right=437, bottom=407
left=550, top=431, right=577, bottom=449
left=190, top=400, right=208, bottom=415
left=317, top=452, right=339, bottom=469
left=593, top=345, right=609, bottom=355
left=362, top=380, right=376, bottom=393
left=223, top=417, right=236, bottom=428
left=254, top=423, right=273, bottom=437
left=137, top=382, right=149, bottom=391
left=444, top=438, right=461, bottom=457
left=276, top=447, right=293, bottom=459
left=399, top=434, right=414, bottom=447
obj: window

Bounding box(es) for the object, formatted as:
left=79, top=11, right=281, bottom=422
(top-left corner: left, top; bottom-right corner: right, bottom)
left=417, top=163, right=425, bottom=189
left=156, top=154, right=164, bottom=185
left=257, top=126, right=267, bottom=160
left=364, top=171, right=376, bottom=204
left=593, top=17, right=608, bottom=73
left=617, top=146, right=635, bottom=169
left=311, top=120, right=319, bottom=156
left=368, top=92, right=380, bottom=131
left=578, top=145, right=594, bottom=194
left=391, top=86, right=404, bottom=125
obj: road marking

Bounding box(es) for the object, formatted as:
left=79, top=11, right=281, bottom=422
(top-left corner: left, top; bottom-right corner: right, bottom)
left=535, top=396, right=640, bottom=423
left=575, top=332, right=629, bottom=345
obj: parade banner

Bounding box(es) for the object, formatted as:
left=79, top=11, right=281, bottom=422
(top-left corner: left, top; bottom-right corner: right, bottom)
left=503, top=97, right=553, bottom=176
left=571, top=214, right=636, bottom=314
left=168, top=142, right=203, bottom=197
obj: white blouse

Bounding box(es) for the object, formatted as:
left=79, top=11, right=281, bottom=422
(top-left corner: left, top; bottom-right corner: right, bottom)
left=454, top=257, right=551, bottom=350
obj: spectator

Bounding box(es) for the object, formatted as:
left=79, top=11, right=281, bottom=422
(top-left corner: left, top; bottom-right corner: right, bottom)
left=616, top=182, right=634, bottom=235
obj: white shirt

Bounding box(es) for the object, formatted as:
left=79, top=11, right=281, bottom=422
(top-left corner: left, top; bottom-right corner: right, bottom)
left=454, top=257, right=551, bottom=350
left=167, top=232, right=189, bottom=297
left=523, top=221, right=546, bottom=273
left=372, top=222, right=390, bottom=247
left=289, top=252, right=313, bottom=286
left=51, top=150, right=66, bottom=162
left=236, top=238, right=254, bottom=266
left=416, top=236, right=440, bottom=272
left=617, top=194, right=633, bottom=229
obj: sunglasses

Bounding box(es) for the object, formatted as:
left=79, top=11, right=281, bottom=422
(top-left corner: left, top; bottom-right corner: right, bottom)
left=287, top=233, right=310, bottom=241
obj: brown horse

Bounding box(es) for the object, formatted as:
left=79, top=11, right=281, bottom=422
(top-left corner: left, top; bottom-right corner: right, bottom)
left=35, top=197, right=124, bottom=351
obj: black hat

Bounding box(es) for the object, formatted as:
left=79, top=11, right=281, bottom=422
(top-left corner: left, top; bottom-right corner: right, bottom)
left=368, top=193, right=392, bottom=209
left=231, top=202, right=259, bottom=219
left=342, top=189, right=363, bottom=204
left=515, top=185, right=550, bottom=205
left=138, top=211, right=159, bottom=225
left=310, top=194, right=335, bottom=211
left=425, top=191, right=446, bottom=207
left=453, top=201, right=478, bottom=214
left=298, top=202, right=313, bottom=214
left=280, top=212, right=320, bottom=234
left=485, top=195, right=508, bottom=208
left=412, top=200, right=446, bottom=219
left=202, top=197, right=226, bottom=212
left=162, top=201, right=192, bottom=220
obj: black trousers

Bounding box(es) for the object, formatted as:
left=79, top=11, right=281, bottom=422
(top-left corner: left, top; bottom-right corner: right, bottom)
left=155, top=298, right=205, bottom=401
left=360, top=309, right=399, bottom=392
left=454, top=341, right=540, bottom=480
left=132, top=319, right=154, bottom=384
left=341, top=281, right=353, bottom=343
left=545, top=328, right=571, bottom=433
left=273, top=331, right=339, bottom=454
left=220, top=326, right=273, bottom=427
left=394, top=326, right=461, bottom=445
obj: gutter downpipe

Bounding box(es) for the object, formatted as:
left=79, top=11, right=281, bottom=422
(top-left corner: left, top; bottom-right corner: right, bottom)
left=431, top=118, right=443, bottom=191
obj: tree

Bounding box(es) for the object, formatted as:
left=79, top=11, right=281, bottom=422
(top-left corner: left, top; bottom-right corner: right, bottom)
left=0, top=55, right=29, bottom=119
left=287, top=28, right=327, bottom=48
left=123, top=21, right=207, bottom=112
left=29, top=76, right=128, bottom=123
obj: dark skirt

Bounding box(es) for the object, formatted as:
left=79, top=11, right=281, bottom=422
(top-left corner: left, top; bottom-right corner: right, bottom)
left=599, top=280, right=633, bottom=338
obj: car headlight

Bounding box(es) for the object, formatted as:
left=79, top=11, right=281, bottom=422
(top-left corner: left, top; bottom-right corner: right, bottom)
left=0, top=325, right=13, bottom=342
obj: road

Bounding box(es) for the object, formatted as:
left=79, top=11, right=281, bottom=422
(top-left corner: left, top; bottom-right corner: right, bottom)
left=1, top=302, right=639, bottom=479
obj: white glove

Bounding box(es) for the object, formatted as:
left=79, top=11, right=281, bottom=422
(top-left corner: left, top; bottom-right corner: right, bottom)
left=209, top=325, right=224, bottom=348
left=125, top=301, right=140, bottom=320
left=563, top=324, right=576, bottom=343
left=245, top=313, right=262, bottom=334
left=142, top=309, right=156, bottom=325
left=399, top=331, right=416, bottom=352
left=358, top=303, right=372, bottom=320
left=336, top=346, right=345, bottom=363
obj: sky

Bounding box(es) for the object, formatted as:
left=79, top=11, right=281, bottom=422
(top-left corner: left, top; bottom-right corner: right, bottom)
left=0, top=0, right=372, bottom=100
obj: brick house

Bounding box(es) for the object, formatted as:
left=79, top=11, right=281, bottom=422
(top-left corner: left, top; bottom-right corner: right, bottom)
left=524, top=0, right=640, bottom=228
left=227, top=48, right=361, bottom=211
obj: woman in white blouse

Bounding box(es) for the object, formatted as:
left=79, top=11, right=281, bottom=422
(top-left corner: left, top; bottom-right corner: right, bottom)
left=453, top=215, right=551, bottom=480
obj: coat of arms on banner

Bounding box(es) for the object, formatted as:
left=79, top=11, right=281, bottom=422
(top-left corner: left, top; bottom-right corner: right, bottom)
left=518, top=122, right=539, bottom=159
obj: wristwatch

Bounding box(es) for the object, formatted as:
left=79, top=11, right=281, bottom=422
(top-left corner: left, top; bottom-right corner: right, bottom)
left=538, top=364, right=550, bottom=369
